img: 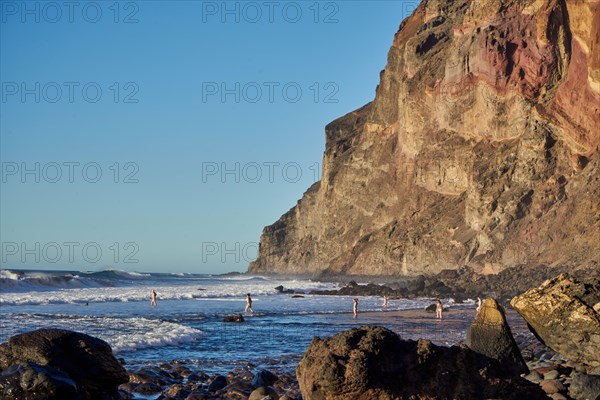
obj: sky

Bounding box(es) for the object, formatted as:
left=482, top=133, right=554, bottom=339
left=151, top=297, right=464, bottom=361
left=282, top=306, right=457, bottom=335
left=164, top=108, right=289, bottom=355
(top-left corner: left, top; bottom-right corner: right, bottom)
left=0, top=0, right=419, bottom=274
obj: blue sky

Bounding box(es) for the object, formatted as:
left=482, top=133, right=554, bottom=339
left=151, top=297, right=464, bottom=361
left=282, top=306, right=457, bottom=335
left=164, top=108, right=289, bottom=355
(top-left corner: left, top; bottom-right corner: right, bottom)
left=0, top=1, right=418, bottom=273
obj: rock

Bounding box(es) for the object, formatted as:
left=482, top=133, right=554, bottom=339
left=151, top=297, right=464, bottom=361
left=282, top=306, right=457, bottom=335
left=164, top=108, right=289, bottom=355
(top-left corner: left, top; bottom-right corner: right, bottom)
left=187, top=371, right=210, bottom=383
left=207, top=375, right=228, bottom=392
left=252, top=369, right=278, bottom=388
left=118, top=389, right=134, bottom=399
left=186, top=390, right=210, bottom=400
left=544, top=370, right=560, bottom=380
left=425, top=304, right=437, bottom=313
left=568, top=372, right=600, bottom=400
left=540, top=379, right=565, bottom=395
left=249, top=386, right=279, bottom=400
left=133, top=382, right=163, bottom=395
left=511, top=274, right=600, bottom=368
left=524, top=371, right=542, bottom=383
left=297, top=326, right=547, bottom=400
left=549, top=394, right=568, bottom=400
left=466, top=298, right=528, bottom=375
left=292, top=295, right=304, bottom=298
left=0, top=329, right=128, bottom=400
left=248, top=0, right=600, bottom=279
left=275, top=285, right=294, bottom=294
left=225, top=386, right=251, bottom=399
left=0, top=362, right=77, bottom=400
left=223, top=314, right=245, bottom=323
left=129, top=369, right=173, bottom=386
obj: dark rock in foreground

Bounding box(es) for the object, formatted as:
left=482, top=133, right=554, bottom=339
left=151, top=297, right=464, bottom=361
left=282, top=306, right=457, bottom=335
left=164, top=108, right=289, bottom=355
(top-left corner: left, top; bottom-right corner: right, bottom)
left=0, top=361, right=77, bottom=400
left=467, top=298, right=528, bottom=375
left=0, top=329, right=128, bottom=400
left=296, top=326, right=546, bottom=400
left=511, top=274, right=600, bottom=368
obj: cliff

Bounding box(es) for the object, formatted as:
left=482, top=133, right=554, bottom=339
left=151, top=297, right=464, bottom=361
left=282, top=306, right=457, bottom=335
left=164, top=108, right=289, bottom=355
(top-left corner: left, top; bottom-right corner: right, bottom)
left=249, top=0, right=600, bottom=276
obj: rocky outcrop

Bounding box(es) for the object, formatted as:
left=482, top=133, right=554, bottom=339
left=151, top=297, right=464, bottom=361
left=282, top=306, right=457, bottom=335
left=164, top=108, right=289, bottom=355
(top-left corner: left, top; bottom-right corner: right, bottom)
left=296, top=326, right=546, bottom=400
left=466, top=298, right=527, bottom=374
left=510, top=274, right=600, bottom=368
left=249, top=0, right=600, bottom=276
left=0, top=329, right=128, bottom=400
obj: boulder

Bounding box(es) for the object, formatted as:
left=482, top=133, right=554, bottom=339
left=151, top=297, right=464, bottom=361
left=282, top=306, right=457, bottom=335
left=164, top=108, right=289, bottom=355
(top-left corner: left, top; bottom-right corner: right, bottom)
left=274, top=285, right=294, bottom=294
left=252, top=369, right=278, bottom=388
left=207, top=374, right=227, bottom=392
left=466, top=298, right=528, bottom=374
left=0, top=361, right=77, bottom=400
left=0, top=329, right=128, bottom=400
left=223, top=314, right=245, bottom=323
left=568, top=372, right=600, bottom=400
left=539, top=379, right=565, bottom=395
left=133, top=382, right=163, bottom=395
left=511, top=274, right=600, bottom=367
left=296, top=326, right=546, bottom=400
left=248, top=386, right=278, bottom=400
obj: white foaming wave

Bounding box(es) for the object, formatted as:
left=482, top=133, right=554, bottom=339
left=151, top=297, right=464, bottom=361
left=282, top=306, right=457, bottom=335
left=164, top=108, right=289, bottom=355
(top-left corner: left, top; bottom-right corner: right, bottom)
left=0, top=314, right=202, bottom=354
left=0, top=270, right=20, bottom=280
left=108, top=318, right=203, bottom=353
left=221, top=275, right=270, bottom=281
left=0, top=279, right=339, bottom=306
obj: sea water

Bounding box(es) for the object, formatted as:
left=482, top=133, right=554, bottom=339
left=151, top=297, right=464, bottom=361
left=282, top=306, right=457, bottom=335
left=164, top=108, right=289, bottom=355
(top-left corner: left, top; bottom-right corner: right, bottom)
left=0, top=269, right=498, bottom=374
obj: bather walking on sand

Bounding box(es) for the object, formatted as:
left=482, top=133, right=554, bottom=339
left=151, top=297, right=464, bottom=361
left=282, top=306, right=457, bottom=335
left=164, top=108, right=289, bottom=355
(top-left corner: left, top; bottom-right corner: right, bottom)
left=436, top=299, right=443, bottom=319
left=245, top=293, right=254, bottom=313
left=382, top=295, right=388, bottom=308
left=150, top=289, right=157, bottom=307
left=353, top=298, right=358, bottom=318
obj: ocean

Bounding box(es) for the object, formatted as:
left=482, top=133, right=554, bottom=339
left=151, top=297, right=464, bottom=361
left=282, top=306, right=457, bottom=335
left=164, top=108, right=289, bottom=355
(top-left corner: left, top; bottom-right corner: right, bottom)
left=0, top=269, right=512, bottom=375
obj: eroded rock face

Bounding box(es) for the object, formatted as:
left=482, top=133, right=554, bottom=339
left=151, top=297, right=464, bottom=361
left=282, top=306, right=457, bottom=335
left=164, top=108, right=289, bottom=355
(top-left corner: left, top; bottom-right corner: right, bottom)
left=249, top=0, right=600, bottom=276
left=0, top=329, right=128, bottom=400
left=296, top=326, right=546, bottom=400
left=510, top=274, right=600, bottom=368
left=467, top=298, right=528, bottom=374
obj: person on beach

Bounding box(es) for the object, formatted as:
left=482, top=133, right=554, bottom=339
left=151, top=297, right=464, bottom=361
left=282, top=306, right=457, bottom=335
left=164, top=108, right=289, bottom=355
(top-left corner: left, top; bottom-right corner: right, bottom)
left=150, top=289, right=157, bottom=307
left=476, top=297, right=482, bottom=312
left=245, top=293, right=254, bottom=313
left=382, top=295, right=388, bottom=308
left=353, top=298, right=359, bottom=318
left=436, top=299, right=443, bottom=319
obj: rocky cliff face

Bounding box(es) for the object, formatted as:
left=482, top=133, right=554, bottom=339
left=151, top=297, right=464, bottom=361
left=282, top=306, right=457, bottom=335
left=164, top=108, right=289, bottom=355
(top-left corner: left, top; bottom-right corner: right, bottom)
left=249, top=0, right=600, bottom=276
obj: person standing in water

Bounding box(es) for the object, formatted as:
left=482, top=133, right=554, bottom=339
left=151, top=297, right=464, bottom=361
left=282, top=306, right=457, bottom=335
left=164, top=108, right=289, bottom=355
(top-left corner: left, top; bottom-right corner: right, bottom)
left=436, top=299, right=443, bottom=319
left=353, top=298, right=359, bottom=318
left=476, top=297, right=482, bottom=312
left=245, top=293, right=254, bottom=313
left=382, top=295, right=388, bottom=308
left=150, top=289, right=157, bottom=307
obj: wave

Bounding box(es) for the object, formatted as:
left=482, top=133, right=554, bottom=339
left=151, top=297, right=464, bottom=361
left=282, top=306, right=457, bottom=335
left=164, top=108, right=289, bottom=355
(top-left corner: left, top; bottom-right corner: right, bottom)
left=0, top=313, right=203, bottom=355
left=0, top=269, right=155, bottom=292
left=108, top=317, right=203, bottom=354
left=81, top=269, right=151, bottom=280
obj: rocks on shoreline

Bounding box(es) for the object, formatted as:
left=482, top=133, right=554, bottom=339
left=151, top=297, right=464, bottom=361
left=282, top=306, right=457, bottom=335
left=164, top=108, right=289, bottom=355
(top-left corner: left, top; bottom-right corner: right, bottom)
left=302, top=265, right=600, bottom=303
left=119, top=363, right=300, bottom=400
